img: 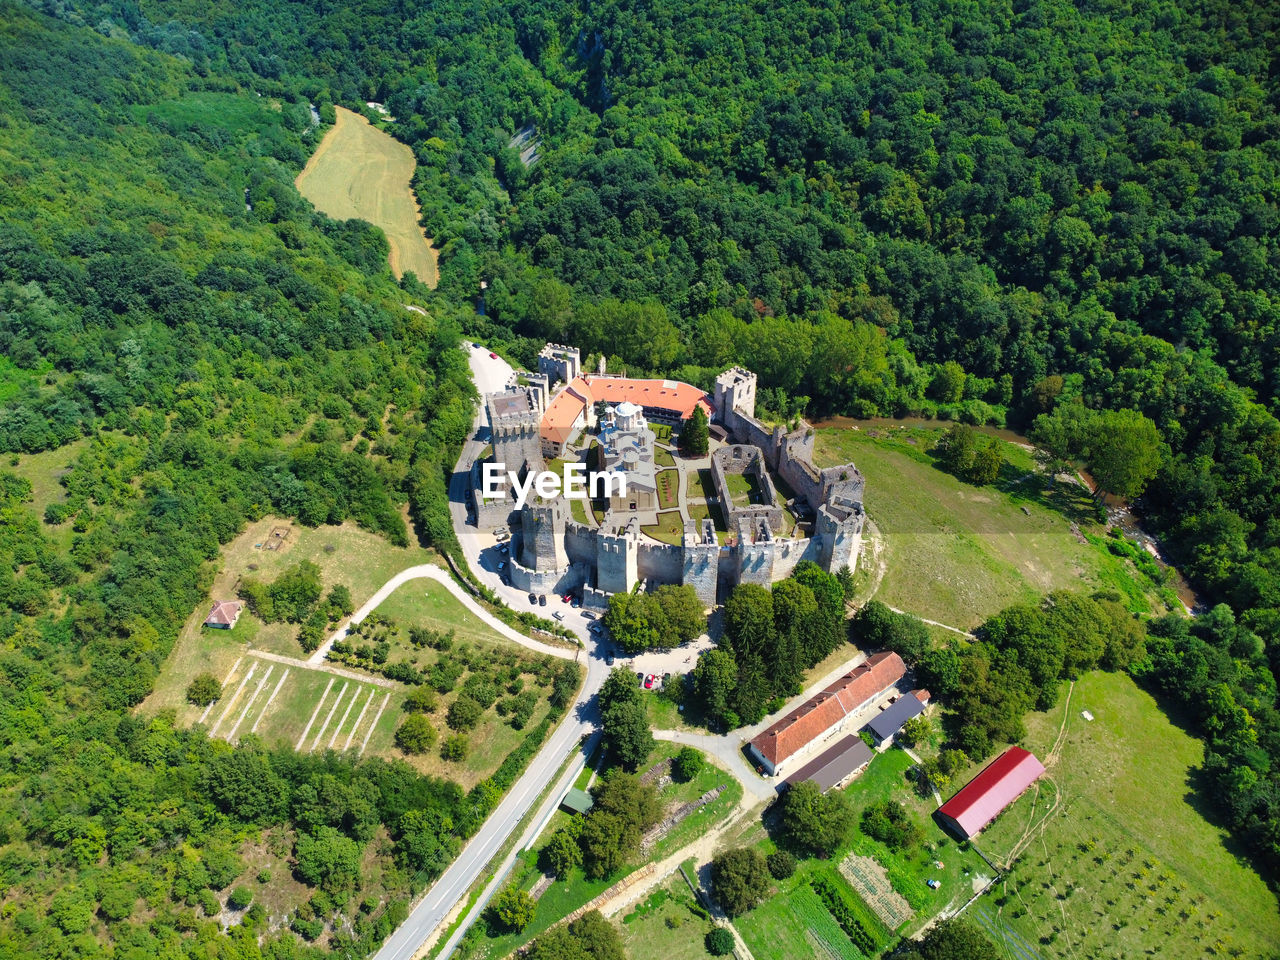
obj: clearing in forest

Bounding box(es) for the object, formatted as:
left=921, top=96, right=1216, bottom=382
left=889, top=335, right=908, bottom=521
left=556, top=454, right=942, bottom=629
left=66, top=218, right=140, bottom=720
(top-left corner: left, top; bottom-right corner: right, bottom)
left=295, top=105, right=438, bottom=285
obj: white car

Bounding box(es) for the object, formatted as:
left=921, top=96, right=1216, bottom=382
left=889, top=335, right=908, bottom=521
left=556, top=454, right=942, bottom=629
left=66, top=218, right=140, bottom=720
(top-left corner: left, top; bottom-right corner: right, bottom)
left=553, top=611, right=564, bottom=621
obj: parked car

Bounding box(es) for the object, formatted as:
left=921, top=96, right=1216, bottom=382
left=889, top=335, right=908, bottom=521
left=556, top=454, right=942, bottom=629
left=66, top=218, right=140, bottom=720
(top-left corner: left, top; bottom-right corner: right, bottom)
left=571, top=599, right=581, bottom=608
left=553, top=611, right=564, bottom=621
left=643, top=674, right=656, bottom=689
left=589, top=623, right=602, bottom=634
left=562, top=593, right=572, bottom=603
left=497, top=560, right=506, bottom=570
left=539, top=595, right=547, bottom=606
left=636, top=672, right=644, bottom=684
left=528, top=593, right=537, bottom=604
left=606, top=654, right=615, bottom=666
left=663, top=673, right=671, bottom=682
left=499, top=544, right=509, bottom=554
left=927, top=879, right=941, bottom=890
left=583, top=611, right=596, bottom=620
left=489, top=352, right=498, bottom=359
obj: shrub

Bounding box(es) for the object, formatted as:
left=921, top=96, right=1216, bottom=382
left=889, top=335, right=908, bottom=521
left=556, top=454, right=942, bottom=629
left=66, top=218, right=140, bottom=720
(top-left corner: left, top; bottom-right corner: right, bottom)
left=706, top=927, right=735, bottom=955
left=197, top=889, right=220, bottom=917
left=441, top=734, right=469, bottom=761
left=186, top=672, right=222, bottom=707
left=767, top=850, right=797, bottom=880
left=403, top=685, right=439, bottom=713
left=447, top=695, right=483, bottom=731
left=227, top=887, right=253, bottom=910
left=395, top=714, right=437, bottom=754
left=672, top=746, right=705, bottom=782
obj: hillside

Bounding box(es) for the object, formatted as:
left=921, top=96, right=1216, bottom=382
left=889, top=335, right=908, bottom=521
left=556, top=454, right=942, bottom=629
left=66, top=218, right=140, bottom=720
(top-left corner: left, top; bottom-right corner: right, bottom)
left=0, top=5, right=480, bottom=956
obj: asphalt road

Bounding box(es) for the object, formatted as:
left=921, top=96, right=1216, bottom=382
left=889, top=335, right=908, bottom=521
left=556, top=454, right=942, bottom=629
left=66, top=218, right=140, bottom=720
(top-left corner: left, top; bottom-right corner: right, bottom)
left=373, top=343, right=611, bottom=960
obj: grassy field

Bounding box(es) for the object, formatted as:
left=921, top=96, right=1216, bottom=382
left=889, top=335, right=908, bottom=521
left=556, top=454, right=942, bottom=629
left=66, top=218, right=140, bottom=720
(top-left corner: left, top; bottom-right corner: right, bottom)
left=643, top=510, right=687, bottom=545
left=656, top=446, right=677, bottom=468
left=813, top=426, right=1167, bottom=628
left=686, top=468, right=712, bottom=502
left=295, top=105, right=438, bottom=285
left=618, top=878, right=717, bottom=960
left=145, top=517, right=437, bottom=724
left=974, top=671, right=1280, bottom=960
left=205, top=659, right=392, bottom=755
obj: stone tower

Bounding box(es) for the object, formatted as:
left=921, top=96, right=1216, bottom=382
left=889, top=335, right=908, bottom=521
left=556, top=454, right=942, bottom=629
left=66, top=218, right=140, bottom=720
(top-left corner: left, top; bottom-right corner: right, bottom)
left=682, top=519, right=719, bottom=607
left=714, top=367, right=757, bottom=424
left=596, top=517, right=640, bottom=595
left=519, top=502, right=569, bottom=572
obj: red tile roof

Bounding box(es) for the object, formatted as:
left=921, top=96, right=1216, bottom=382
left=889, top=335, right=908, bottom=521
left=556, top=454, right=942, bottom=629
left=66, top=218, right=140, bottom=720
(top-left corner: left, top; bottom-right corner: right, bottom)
left=204, top=600, right=243, bottom=626
left=937, top=746, right=1046, bottom=838
left=539, top=375, right=711, bottom=448
left=749, top=651, right=905, bottom=770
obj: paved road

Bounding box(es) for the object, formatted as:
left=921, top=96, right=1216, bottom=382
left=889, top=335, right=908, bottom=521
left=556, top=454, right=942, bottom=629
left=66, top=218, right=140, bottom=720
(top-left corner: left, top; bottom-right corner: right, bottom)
left=373, top=343, right=611, bottom=960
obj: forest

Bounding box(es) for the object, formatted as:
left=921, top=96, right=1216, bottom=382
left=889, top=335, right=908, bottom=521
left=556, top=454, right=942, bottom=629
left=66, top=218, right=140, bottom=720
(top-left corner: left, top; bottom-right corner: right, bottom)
left=1, top=0, right=1279, bottom=954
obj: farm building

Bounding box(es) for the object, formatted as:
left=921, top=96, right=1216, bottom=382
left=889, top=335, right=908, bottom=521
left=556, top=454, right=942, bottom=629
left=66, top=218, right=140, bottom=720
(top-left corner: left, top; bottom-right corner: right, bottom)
left=864, top=689, right=930, bottom=746
left=936, top=746, right=1046, bottom=838
left=783, top=735, right=874, bottom=793
left=748, top=651, right=906, bottom=775
left=204, top=600, right=243, bottom=630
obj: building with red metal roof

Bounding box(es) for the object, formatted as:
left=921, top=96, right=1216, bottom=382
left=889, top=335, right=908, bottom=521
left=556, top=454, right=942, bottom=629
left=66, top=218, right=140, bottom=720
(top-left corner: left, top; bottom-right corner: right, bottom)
left=936, top=746, right=1046, bottom=838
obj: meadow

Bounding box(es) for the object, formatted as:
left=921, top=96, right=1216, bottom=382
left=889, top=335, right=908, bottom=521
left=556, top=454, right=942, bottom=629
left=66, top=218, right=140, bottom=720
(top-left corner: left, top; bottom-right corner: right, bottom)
left=296, top=105, right=439, bottom=285
left=813, top=425, right=1169, bottom=628
left=975, top=671, right=1280, bottom=960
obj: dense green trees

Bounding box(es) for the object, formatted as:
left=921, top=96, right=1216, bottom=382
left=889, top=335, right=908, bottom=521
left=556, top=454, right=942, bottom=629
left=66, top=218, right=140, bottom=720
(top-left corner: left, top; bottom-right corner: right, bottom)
left=776, top=781, right=856, bottom=858
left=599, top=668, right=655, bottom=770
left=710, top=847, right=772, bottom=916
left=577, top=771, right=662, bottom=879
left=603, top=584, right=706, bottom=653
left=697, top=564, right=848, bottom=728
left=898, top=918, right=996, bottom=959
left=526, top=910, right=625, bottom=960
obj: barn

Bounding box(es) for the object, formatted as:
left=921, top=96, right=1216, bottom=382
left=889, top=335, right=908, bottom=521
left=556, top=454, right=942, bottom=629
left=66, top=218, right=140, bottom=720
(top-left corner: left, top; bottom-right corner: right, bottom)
left=936, top=746, right=1046, bottom=839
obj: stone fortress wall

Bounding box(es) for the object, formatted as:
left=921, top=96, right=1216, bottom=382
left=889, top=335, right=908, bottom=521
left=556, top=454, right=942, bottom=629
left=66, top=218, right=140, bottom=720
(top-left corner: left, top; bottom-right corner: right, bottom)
left=481, top=357, right=865, bottom=607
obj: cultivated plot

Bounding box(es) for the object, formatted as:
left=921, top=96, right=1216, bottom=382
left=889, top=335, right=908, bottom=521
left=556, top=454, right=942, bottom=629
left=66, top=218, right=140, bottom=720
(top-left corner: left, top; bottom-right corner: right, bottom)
left=206, top=656, right=390, bottom=755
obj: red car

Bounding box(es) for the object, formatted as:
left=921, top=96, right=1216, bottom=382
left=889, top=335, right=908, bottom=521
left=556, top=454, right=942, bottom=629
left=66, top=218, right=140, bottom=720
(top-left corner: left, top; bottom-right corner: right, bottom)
left=489, top=352, right=498, bottom=359
left=644, top=674, right=656, bottom=689
left=562, top=593, right=572, bottom=603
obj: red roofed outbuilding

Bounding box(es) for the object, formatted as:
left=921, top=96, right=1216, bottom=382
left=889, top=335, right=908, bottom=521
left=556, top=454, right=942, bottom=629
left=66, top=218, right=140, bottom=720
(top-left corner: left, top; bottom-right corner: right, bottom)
left=204, top=600, right=243, bottom=630
left=936, top=746, right=1046, bottom=838
left=747, top=651, right=905, bottom=775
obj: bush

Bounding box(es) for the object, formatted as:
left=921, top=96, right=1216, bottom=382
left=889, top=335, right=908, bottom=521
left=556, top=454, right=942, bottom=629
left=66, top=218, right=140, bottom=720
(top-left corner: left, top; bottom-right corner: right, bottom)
left=711, top=847, right=771, bottom=916
left=706, top=927, right=735, bottom=956
left=227, top=887, right=253, bottom=911
left=447, top=695, right=483, bottom=731
left=767, top=850, right=797, bottom=880
left=186, top=672, right=222, bottom=707
left=488, top=883, right=535, bottom=932
left=441, top=734, right=469, bottom=761
left=395, top=714, right=437, bottom=754
left=404, top=685, right=439, bottom=713
left=291, top=916, right=324, bottom=941
left=672, top=746, right=705, bottom=782
left=861, top=800, right=924, bottom=851
left=197, top=889, right=220, bottom=918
